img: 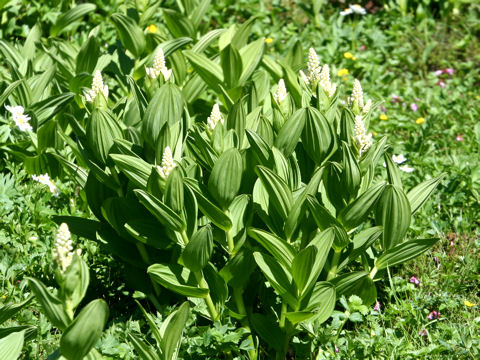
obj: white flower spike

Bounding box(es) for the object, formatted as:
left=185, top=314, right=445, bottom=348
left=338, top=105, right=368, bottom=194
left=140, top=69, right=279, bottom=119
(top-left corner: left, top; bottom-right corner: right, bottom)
left=157, top=146, right=176, bottom=179
left=353, top=115, right=373, bottom=156
left=274, top=79, right=288, bottom=104
left=307, top=48, right=321, bottom=84
left=85, top=70, right=109, bottom=103
left=207, top=103, right=224, bottom=131
left=32, top=173, right=60, bottom=196
left=146, top=48, right=172, bottom=81
left=5, top=105, right=33, bottom=132
left=352, top=79, right=364, bottom=109
left=319, top=65, right=337, bottom=98
left=53, top=223, right=81, bottom=273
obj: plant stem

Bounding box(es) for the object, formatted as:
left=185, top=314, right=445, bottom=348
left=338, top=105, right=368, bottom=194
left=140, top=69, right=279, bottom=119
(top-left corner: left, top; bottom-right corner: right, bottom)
left=276, top=302, right=289, bottom=360
left=369, top=266, right=378, bottom=279
left=181, top=230, right=189, bottom=246
left=233, top=288, right=257, bottom=360
left=326, top=250, right=342, bottom=281
left=194, top=271, right=219, bottom=322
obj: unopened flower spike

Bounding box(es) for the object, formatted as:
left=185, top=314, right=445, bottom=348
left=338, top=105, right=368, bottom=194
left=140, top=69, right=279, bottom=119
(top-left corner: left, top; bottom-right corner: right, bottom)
left=5, top=104, right=32, bottom=132
left=145, top=48, right=172, bottom=81
left=157, top=146, right=176, bottom=179
left=353, top=115, right=373, bottom=156
left=352, top=79, right=364, bottom=109
left=85, top=70, right=109, bottom=103
left=32, top=173, right=60, bottom=196
left=274, top=79, right=288, bottom=104
left=299, top=70, right=310, bottom=85
left=53, top=223, right=81, bottom=273
left=206, top=103, right=224, bottom=131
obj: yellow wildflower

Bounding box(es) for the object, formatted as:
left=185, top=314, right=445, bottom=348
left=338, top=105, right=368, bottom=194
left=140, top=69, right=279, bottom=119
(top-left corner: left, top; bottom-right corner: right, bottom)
left=468, top=91, right=473, bottom=95
left=344, top=52, right=354, bottom=59
left=265, top=38, right=274, bottom=44
left=416, top=117, right=425, bottom=124
left=379, top=114, right=388, bottom=121
left=146, top=24, right=158, bottom=33
left=372, top=131, right=378, bottom=136
left=476, top=95, right=480, bottom=100
left=337, top=68, right=349, bottom=77
left=464, top=300, right=476, bottom=307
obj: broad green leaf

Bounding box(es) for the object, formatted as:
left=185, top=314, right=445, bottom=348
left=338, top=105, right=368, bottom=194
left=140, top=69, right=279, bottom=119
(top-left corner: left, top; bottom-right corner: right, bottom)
left=148, top=264, right=208, bottom=298
left=247, top=228, right=295, bottom=269
left=275, top=108, right=306, bottom=157
left=0, top=330, right=24, bottom=360
left=302, top=107, right=334, bottom=165
left=221, top=45, right=242, bottom=88
left=110, top=154, right=152, bottom=189
left=127, top=332, right=158, bottom=360
left=160, top=302, right=189, bottom=360
left=0, top=298, right=32, bottom=326
left=60, top=299, right=109, bottom=360
left=208, top=148, right=243, bottom=209
left=284, top=311, right=315, bottom=325
left=182, top=225, right=213, bottom=272
left=76, top=36, right=99, bottom=74
left=300, top=282, right=336, bottom=324
left=384, top=154, right=402, bottom=188
left=219, top=248, right=256, bottom=288
left=292, top=246, right=317, bottom=296
left=306, top=195, right=341, bottom=230
left=164, top=167, right=184, bottom=214
left=135, top=190, right=185, bottom=232
left=375, top=238, right=438, bottom=271
left=376, top=185, right=411, bottom=249
left=330, top=271, right=368, bottom=300
left=61, top=255, right=90, bottom=310
left=163, top=9, right=195, bottom=38
left=111, top=12, right=146, bottom=57
left=238, top=38, right=264, bottom=84
left=308, top=228, right=335, bottom=277
left=27, top=278, right=70, bottom=330
left=255, top=166, right=293, bottom=221
left=183, top=50, right=223, bottom=91
left=185, top=180, right=232, bottom=231
left=253, top=252, right=297, bottom=308
left=250, top=314, right=284, bottom=352
left=338, top=182, right=386, bottom=230
left=407, top=174, right=445, bottom=214
left=51, top=4, right=96, bottom=36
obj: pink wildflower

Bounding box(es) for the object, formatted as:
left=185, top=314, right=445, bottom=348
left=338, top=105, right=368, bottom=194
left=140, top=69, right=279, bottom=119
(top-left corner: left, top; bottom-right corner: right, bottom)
left=419, top=329, right=427, bottom=337
left=409, top=276, right=420, bottom=285
left=438, top=81, right=446, bottom=88
left=456, top=135, right=463, bottom=141
left=434, top=70, right=443, bottom=76
left=410, top=103, right=418, bottom=112
left=427, top=311, right=440, bottom=320
left=379, top=105, right=386, bottom=113
left=373, top=301, right=381, bottom=311
left=360, top=45, right=366, bottom=51
left=391, top=94, right=401, bottom=103
left=445, top=68, right=454, bottom=75
left=335, top=344, right=339, bottom=353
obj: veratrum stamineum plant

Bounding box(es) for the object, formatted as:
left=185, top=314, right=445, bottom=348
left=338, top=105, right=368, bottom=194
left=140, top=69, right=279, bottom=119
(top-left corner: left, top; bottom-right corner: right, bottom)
left=0, top=2, right=444, bottom=358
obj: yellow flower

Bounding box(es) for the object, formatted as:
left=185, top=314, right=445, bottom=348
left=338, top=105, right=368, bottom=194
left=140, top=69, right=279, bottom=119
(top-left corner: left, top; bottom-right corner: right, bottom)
left=464, top=300, right=476, bottom=307
left=476, top=95, right=480, bottom=100
left=416, top=117, right=425, bottom=124
left=379, top=114, right=388, bottom=121
left=1, top=295, right=6, bottom=299
left=265, top=38, right=274, bottom=44
left=343, top=77, right=348, bottom=82
left=468, top=91, right=473, bottom=95
left=337, top=68, right=349, bottom=77
left=372, top=131, right=378, bottom=136
left=344, top=52, right=354, bottom=59
left=146, top=24, right=158, bottom=33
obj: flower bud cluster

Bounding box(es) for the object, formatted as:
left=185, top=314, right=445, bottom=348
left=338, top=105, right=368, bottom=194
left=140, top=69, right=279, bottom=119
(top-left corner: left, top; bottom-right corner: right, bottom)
left=53, top=223, right=81, bottom=273
left=157, top=146, right=176, bottom=179
left=207, top=104, right=224, bottom=131
left=32, top=173, right=60, bottom=196
left=353, top=115, right=373, bottom=155
left=85, top=70, right=109, bottom=103
left=273, top=79, right=288, bottom=104
left=146, top=48, right=172, bottom=81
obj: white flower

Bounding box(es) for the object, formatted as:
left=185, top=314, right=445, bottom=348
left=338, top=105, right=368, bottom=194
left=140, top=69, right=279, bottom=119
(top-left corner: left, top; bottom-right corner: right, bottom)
left=274, top=79, right=288, bottom=104
left=5, top=105, right=33, bottom=132
left=392, top=154, right=407, bottom=164
left=340, top=8, right=353, bottom=16
left=350, top=4, right=367, bottom=15
left=319, top=65, right=337, bottom=98
left=307, top=48, right=321, bottom=84
left=84, top=70, right=109, bottom=103
left=53, top=223, right=81, bottom=273
left=353, top=115, right=372, bottom=155
left=157, top=146, right=176, bottom=179
left=32, top=173, right=60, bottom=196
left=399, top=165, right=414, bottom=173
left=352, top=79, right=364, bottom=109
left=206, top=104, right=224, bottom=131
left=145, top=48, right=172, bottom=81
